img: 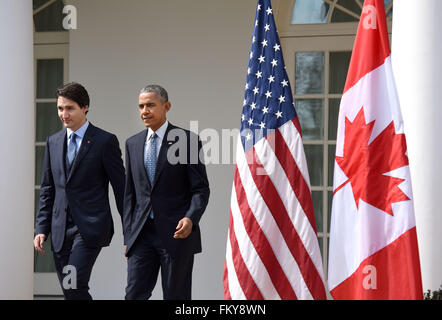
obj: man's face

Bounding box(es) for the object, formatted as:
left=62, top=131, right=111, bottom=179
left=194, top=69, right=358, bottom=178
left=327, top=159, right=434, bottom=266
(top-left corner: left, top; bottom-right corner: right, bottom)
left=138, top=92, right=171, bottom=131
left=57, top=96, right=88, bottom=132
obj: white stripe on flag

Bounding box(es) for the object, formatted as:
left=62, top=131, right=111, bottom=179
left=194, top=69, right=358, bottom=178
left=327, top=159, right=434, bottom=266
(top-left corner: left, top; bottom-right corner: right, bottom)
left=278, top=121, right=312, bottom=189
left=224, top=232, right=246, bottom=300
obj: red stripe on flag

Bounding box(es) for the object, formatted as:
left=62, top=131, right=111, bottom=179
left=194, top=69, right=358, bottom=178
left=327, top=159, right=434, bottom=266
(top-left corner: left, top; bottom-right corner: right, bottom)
left=291, top=117, right=303, bottom=138
left=331, top=227, right=423, bottom=300
left=245, top=149, right=326, bottom=300
left=228, top=210, right=264, bottom=300
left=223, top=259, right=232, bottom=300
left=234, top=167, right=297, bottom=300
left=343, top=0, right=390, bottom=93
left=271, top=128, right=317, bottom=233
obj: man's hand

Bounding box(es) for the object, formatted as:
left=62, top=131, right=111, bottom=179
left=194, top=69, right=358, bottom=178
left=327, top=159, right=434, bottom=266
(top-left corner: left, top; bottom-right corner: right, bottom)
left=33, top=234, right=47, bottom=254
left=174, top=217, right=193, bottom=239
left=124, top=245, right=128, bottom=259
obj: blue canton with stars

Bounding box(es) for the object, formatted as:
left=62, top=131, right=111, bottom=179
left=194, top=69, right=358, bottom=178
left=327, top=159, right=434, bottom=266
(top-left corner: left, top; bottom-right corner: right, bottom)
left=241, top=0, right=297, bottom=152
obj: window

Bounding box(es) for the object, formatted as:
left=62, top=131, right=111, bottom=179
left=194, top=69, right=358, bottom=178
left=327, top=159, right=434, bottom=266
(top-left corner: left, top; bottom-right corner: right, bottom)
left=33, top=0, right=65, bottom=32
left=294, top=49, right=351, bottom=272
left=291, top=0, right=393, bottom=24
left=34, top=57, right=64, bottom=273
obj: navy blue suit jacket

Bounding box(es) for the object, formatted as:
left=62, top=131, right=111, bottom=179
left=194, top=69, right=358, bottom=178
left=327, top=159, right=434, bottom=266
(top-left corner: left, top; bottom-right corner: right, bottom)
left=34, top=123, right=125, bottom=253
left=123, top=123, right=210, bottom=257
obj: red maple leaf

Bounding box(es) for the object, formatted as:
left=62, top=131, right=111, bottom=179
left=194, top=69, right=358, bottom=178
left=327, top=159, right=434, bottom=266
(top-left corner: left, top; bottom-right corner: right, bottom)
left=335, top=107, right=410, bottom=216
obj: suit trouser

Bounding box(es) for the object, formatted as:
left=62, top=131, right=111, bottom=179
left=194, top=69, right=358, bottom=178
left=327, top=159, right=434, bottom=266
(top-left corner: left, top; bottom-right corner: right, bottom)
left=53, top=215, right=101, bottom=300
left=125, top=218, right=194, bottom=300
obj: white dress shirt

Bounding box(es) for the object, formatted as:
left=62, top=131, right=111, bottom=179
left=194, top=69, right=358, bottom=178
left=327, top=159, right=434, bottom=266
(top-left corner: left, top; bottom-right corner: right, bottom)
left=145, top=120, right=168, bottom=158
left=66, top=120, right=90, bottom=153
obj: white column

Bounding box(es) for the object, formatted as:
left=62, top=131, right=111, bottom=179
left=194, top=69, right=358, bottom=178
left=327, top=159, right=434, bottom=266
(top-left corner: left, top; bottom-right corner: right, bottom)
left=392, top=0, right=442, bottom=293
left=0, top=0, right=34, bottom=299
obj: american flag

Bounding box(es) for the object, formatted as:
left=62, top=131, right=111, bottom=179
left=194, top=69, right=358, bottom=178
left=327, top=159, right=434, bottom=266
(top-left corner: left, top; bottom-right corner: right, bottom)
left=223, top=0, right=327, bottom=300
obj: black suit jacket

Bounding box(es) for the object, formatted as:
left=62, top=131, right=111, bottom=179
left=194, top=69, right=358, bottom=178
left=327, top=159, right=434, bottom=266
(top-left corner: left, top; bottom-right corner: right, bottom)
left=34, top=123, right=125, bottom=253
left=123, top=123, right=210, bottom=257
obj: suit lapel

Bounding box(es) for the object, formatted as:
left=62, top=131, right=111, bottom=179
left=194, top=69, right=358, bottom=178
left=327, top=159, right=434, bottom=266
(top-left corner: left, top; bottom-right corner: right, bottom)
left=152, top=123, right=174, bottom=188
left=136, top=129, right=151, bottom=189
left=66, top=123, right=97, bottom=183
left=55, top=129, right=68, bottom=183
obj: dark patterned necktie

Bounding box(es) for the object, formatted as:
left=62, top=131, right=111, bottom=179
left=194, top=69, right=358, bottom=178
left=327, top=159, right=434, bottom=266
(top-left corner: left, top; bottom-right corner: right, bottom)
left=144, top=132, right=157, bottom=218
left=66, top=132, right=77, bottom=170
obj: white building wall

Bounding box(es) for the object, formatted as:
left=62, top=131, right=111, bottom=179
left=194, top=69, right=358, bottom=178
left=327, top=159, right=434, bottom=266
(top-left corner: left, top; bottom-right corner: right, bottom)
left=392, top=0, right=442, bottom=293
left=68, top=0, right=256, bottom=299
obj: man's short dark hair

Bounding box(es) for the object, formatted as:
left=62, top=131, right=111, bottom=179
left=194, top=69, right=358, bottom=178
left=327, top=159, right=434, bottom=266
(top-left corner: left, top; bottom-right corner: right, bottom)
left=56, top=82, right=90, bottom=112
left=139, top=84, right=169, bottom=103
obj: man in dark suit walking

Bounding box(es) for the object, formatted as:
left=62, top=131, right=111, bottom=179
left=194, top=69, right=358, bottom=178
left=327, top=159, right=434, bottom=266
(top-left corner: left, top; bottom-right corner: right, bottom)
left=124, top=85, right=210, bottom=300
left=33, top=82, right=125, bottom=300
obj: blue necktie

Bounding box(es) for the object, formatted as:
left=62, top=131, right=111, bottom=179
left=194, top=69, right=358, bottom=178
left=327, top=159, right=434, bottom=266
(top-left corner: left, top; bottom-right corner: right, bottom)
left=145, top=132, right=157, bottom=218
left=66, top=132, right=77, bottom=170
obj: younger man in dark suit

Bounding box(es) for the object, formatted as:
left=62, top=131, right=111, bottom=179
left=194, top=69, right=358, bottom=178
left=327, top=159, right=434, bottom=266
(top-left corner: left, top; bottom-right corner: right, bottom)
left=33, top=82, right=125, bottom=300
left=123, top=85, right=210, bottom=300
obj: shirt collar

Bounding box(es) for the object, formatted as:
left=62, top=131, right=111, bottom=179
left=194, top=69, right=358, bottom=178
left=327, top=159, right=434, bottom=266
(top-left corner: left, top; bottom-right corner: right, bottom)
left=67, top=120, right=89, bottom=140
left=147, top=120, right=168, bottom=141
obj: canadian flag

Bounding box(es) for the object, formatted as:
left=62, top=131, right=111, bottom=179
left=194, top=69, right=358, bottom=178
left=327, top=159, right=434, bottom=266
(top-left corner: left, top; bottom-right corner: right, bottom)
left=328, top=0, right=423, bottom=299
